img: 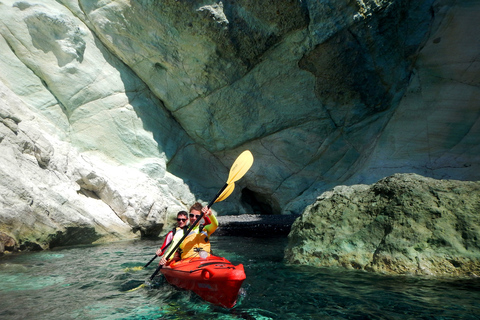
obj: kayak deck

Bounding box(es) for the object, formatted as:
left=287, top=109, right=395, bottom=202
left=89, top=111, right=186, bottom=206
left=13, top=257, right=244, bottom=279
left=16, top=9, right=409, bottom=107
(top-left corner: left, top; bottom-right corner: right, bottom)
left=160, top=255, right=246, bottom=308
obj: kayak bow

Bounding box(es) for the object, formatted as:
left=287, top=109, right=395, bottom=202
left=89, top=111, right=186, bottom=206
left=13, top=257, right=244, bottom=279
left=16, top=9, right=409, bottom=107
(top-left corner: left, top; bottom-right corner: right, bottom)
left=160, top=255, right=246, bottom=308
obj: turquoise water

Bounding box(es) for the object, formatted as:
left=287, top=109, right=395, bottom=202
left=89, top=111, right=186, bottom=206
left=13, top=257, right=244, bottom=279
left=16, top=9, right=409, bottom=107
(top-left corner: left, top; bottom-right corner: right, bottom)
left=1, top=236, right=479, bottom=319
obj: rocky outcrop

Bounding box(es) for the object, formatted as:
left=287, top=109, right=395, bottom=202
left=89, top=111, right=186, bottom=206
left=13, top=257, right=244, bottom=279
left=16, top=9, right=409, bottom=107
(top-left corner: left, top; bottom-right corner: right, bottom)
left=285, top=173, right=480, bottom=277
left=0, top=82, right=194, bottom=252
left=1, top=1, right=479, bottom=250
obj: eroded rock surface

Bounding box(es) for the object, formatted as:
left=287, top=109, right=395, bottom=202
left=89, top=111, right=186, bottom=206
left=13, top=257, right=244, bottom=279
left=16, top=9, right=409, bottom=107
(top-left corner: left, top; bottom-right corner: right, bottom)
left=0, top=82, right=192, bottom=252
left=285, top=173, right=480, bottom=277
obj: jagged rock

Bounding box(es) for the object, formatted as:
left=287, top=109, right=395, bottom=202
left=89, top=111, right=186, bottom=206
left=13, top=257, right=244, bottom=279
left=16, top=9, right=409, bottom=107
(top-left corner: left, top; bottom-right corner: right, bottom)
left=2, top=0, right=479, bottom=217
left=285, top=173, right=480, bottom=277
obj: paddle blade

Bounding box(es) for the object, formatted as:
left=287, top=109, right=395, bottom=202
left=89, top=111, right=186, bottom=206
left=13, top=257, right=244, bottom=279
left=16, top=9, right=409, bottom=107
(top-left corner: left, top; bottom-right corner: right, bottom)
left=124, top=266, right=144, bottom=272
left=226, top=150, right=254, bottom=184
left=126, top=283, right=146, bottom=292
left=215, top=183, right=235, bottom=203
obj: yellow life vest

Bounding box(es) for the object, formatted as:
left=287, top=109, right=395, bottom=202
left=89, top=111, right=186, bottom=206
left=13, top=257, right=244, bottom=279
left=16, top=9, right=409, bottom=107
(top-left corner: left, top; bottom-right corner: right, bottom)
left=180, top=225, right=211, bottom=259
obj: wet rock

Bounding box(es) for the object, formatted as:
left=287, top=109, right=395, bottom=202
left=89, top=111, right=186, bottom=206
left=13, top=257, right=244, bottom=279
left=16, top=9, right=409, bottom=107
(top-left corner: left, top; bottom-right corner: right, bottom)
left=285, top=173, right=480, bottom=277
left=216, top=214, right=299, bottom=237
left=0, top=232, right=17, bottom=254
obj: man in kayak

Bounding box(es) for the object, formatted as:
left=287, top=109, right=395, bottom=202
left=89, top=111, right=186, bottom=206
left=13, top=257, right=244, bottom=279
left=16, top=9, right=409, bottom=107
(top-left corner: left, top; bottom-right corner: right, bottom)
left=179, top=202, right=218, bottom=259
left=156, top=211, right=189, bottom=265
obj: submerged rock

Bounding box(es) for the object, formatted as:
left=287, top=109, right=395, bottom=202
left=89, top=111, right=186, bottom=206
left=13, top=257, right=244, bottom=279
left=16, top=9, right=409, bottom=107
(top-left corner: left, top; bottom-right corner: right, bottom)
left=285, top=173, right=480, bottom=277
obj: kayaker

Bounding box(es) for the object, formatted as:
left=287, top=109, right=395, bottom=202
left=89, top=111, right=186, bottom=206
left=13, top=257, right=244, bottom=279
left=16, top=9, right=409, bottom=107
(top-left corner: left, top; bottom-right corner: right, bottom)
left=157, top=208, right=213, bottom=265
left=179, top=202, right=218, bottom=259
left=156, top=211, right=189, bottom=265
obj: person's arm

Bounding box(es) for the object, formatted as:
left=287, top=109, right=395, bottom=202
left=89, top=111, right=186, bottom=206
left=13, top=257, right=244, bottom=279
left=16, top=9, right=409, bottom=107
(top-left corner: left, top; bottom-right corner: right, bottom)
left=203, top=214, right=211, bottom=226
left=156, top=231, right=173, bottom=256
left=202, top=207, right=218, bottom=235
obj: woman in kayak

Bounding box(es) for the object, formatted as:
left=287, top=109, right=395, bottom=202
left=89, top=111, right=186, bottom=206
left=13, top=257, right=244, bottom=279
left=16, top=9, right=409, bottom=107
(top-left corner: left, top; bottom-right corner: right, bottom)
left=179, top=202, right=218, bottom=259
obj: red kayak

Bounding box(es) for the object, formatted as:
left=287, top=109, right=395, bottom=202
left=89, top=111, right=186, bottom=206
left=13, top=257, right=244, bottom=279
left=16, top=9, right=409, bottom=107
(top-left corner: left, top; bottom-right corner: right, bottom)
left=160, top=255, right=246, bottom=308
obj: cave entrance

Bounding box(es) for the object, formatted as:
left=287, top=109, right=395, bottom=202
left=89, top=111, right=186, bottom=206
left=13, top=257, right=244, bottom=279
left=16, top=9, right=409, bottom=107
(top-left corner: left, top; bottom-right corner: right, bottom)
left=241, top=188, right=275, bottom=215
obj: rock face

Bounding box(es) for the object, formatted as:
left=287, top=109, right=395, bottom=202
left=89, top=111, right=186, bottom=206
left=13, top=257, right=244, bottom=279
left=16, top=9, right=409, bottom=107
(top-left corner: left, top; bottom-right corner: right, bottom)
left=0, top=82, right=195, bottom=252
left=0, top=0, right=479, bottom=250
left=285, top=174, right=480, bottom=277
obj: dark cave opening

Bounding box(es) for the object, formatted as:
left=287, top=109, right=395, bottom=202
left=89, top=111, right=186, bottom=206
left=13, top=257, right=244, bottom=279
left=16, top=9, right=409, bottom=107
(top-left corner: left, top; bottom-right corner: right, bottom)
left=240, top=187, right=275, bottom=215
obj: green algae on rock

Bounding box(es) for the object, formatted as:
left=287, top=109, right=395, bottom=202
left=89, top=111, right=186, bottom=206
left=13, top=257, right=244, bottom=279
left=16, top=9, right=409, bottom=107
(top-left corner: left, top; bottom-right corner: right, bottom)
left=285, top=173, right=480, bottom=277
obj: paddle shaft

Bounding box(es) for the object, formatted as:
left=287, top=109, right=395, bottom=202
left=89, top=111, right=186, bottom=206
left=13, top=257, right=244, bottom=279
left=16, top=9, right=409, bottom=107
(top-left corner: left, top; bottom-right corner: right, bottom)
left=148, top=184, right=227, bottom=280
left=208, top=183, right=228, bottom=208
left=144, top=234, right=178, bottom=268
left=144, top=254, right=157, bottom=268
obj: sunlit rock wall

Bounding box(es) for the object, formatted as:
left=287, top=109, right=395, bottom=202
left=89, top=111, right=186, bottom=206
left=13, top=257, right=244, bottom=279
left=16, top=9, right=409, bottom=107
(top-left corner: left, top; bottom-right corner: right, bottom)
left=57, top=0, right=478, bottom=215
left=0, top=0, right=479, bottom=249
left=0, top=0, right=200, bottom=249
left=0, top=80, right=192, bottom=250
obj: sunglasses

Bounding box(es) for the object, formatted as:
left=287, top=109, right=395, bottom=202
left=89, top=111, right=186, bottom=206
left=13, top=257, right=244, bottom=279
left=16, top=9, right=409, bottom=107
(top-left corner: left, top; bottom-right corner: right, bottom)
left=177, top=218, right=187, bottom=222
left=189, top=214, right=201, bottom=218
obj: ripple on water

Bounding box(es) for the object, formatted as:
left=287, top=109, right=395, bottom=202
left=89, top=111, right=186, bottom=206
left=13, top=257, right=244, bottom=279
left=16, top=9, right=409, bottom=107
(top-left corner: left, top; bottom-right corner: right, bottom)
left=0, top=273, right=65, bottom=292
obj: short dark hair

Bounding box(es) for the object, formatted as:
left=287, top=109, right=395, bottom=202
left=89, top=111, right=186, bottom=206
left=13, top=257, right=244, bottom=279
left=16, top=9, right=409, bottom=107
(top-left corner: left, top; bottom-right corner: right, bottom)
left=189, top=202, right=203, bottom=213
left=177, top=211, right=188, bottom=218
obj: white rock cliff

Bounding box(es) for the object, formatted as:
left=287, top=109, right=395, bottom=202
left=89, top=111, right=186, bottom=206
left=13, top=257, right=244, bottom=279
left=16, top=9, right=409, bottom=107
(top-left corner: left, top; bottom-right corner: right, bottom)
left=0, top=0, right=479, bottom=250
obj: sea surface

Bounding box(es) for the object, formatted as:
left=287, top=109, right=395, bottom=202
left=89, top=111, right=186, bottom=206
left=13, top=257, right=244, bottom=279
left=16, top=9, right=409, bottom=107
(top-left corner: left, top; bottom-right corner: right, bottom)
left=1, top=236, right=479, bottom=319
